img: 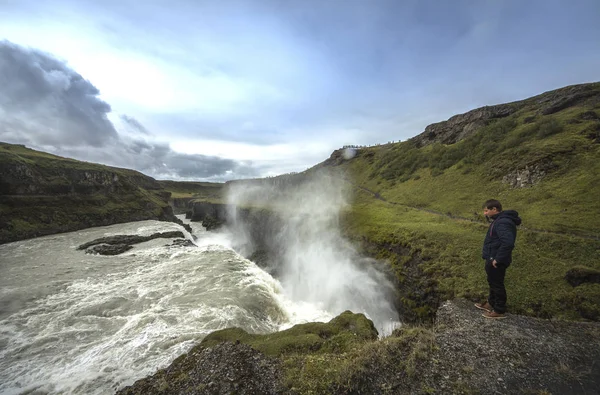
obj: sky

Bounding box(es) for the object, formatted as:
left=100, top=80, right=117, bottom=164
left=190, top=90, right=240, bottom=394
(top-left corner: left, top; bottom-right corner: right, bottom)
left=1, top=0, right=599, bottom=181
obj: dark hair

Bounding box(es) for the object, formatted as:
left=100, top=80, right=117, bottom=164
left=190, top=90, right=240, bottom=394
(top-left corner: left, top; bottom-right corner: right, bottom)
left=483, top=199, right=502, bottom=211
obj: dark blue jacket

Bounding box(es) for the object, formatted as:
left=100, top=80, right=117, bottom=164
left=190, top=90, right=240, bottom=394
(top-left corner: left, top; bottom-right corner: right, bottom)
left=482, top=210, right=522, bottom=265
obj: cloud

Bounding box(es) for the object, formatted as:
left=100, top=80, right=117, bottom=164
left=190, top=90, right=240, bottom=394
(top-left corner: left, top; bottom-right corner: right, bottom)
left=0, top=40, right=118, bottom=147
left=0, top=41, right=260, bottom=181
left=120, top=115, right=151, bottom=136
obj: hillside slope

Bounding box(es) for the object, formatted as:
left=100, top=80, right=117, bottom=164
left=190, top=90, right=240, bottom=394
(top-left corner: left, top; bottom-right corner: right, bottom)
left=0, top=143, right=179, bottom=244
left=318, top=82, right=600, bottom=321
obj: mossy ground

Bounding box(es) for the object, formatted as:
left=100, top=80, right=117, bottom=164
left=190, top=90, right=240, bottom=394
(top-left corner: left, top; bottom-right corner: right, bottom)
left=191, top=312, right=435, bottom=394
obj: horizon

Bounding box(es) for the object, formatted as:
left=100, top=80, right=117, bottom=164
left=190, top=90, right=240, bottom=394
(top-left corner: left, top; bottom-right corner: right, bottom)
left=2, top=77, right=597, bottom=185
left=1, top=0, right=599, bottom=181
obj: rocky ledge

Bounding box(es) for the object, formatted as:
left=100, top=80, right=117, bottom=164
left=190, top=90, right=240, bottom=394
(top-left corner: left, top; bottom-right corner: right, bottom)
left=419, top=299, right=600, bottom=394
left=78, top=230, right=186, bottom=255
left=117, top=342, right=285, bottom=395
left=115, top=299, right=600, bottom=394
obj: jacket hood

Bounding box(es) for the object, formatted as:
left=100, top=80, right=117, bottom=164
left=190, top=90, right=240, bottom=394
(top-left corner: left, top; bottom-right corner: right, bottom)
left=497, top=210, right=522, bottom=226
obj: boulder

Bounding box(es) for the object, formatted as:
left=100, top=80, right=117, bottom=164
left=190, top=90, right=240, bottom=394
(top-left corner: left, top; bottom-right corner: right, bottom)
left=86, top=243, right=133, bottom=255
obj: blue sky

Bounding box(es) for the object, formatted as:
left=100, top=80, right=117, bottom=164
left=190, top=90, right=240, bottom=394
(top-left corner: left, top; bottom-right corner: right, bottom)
left=1, top=0, right=599, bottom=180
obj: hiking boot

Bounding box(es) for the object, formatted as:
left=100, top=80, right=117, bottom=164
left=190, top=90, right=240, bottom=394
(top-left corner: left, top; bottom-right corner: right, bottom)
left=474, top=302, right=492, bottom=312
left=482, top=311, right=506, bottom=319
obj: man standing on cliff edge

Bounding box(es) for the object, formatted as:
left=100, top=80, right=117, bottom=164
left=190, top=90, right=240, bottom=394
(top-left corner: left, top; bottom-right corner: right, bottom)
left=475, top=199, right=521, bottom=319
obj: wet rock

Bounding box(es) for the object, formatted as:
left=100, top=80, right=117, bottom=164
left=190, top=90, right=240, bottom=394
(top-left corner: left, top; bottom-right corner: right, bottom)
left=201, top=215, right=224, bottom=231
left=85, top=243, right=132, bottom=255
left=168, top=239, right=196, bottom=247
left=116, top=342, right=285, bottom=395
left=78, top=231, right=185, bottom=252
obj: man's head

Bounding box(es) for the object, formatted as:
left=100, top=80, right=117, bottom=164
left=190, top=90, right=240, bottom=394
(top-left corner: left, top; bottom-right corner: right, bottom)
left=483, top=199, right=502, bottom=219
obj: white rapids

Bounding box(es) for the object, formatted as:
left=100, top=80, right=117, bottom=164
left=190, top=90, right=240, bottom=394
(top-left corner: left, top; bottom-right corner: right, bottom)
left=0, top=212, right=399, bottom=394
left=0, top=218, right=332, bottom=395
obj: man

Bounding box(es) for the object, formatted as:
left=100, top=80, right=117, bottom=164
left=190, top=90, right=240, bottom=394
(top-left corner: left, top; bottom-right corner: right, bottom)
left=475, top=199, right=521, bottom=319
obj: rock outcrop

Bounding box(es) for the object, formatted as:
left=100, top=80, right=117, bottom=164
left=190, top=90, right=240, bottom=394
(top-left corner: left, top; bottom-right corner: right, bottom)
left=413, top=103, right=517, bottom=147
left=78, top=230, right=186, bottom=255
left=502, top=158, right=557, bottom=188
left=420, top=299, right=600, bottom=394
left=412, top=82, right=600, bottom=147
left=169, top=197, right=195, bottom=214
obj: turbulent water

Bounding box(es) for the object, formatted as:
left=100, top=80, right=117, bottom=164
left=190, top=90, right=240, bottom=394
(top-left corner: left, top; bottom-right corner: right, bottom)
left=0, top=213, right=399, bottom=394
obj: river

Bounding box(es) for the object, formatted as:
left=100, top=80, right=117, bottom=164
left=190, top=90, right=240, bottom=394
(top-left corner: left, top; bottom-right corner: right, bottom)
left=0, top=215, right=398, bottom=394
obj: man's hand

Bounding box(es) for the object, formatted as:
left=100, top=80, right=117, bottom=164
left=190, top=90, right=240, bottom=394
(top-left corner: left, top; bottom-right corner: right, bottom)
left=492, top=259, right=498, bottom=268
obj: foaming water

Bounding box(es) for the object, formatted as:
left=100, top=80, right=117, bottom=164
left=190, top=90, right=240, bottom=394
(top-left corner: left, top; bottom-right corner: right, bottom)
left=227, top=173, right=401, bottom=334
left=0, top=219, right=333, bottom=395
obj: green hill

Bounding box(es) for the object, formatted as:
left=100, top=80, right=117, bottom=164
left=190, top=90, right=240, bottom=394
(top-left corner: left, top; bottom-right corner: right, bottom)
left=320, top=82, right=600, bottom=321
left=0, top=143, right=179, bottom=244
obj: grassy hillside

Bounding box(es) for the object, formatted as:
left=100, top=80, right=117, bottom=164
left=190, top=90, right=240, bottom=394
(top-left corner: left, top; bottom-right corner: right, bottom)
left=327, top=82, right=600, bottom=321
left=0, top=143, right=175, bottom=243
left=158, top=180, right=224, bottom=201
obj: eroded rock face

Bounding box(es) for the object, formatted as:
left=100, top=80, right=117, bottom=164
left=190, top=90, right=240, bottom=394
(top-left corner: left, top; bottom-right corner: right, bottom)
left=413, top=104, right=516, bottom=147
left=502, top=159, right=556, bottom=188
left=189, top=202, right=230, bottom=222
left=537, top=84, right=600, bottom=115
left=411, top=82, right=600, bottom=148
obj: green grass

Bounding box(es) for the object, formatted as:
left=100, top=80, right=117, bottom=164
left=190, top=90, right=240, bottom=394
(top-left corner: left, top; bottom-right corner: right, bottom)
left=157, top=180, right=224, bottom=200
left=341, top=191, right=600, bottom=320
left=342, top=102, right=600, bottom=237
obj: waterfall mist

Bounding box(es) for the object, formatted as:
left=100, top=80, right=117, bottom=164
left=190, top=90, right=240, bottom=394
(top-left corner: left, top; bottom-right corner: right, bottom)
left=225, top=172, right=400, bottom=333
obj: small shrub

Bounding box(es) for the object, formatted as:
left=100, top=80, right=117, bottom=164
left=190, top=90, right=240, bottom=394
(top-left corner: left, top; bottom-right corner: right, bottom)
left=537, top=117, right=564, bottom=138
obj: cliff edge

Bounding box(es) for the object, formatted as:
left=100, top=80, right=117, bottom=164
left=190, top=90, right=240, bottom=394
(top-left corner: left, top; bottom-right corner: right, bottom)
left=116, top=299, right=600, bottom=394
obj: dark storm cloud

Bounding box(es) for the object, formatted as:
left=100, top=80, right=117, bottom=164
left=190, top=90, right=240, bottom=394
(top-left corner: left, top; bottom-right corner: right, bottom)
left=56, top=138, right=261, bottom=180
left=0, top=41, right=260, bottom=180
left=120, top=115, right=151, bottom=135
left=0, top=40, right=118, bottom=147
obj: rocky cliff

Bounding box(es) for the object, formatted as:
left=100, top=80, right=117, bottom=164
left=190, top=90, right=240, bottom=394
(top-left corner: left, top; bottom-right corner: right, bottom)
left=188, top=201, right=287, bottom=267
left=411, top=82, right=600, bottom=147
left=169, top=197, right=195, bottom=214
left=0, top=142, right=182, bottom=244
